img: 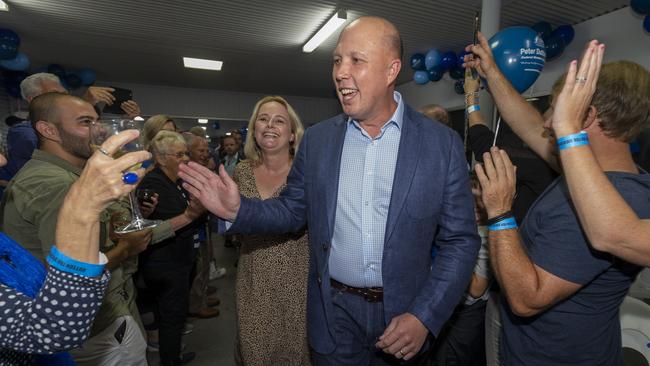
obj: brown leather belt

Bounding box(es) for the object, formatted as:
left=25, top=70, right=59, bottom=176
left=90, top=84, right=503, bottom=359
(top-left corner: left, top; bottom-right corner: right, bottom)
left=330, top=279, right=383, bottom=302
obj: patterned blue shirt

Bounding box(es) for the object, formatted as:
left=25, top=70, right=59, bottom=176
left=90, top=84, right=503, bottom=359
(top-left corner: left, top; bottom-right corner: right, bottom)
left=329, top=92, right=404, bottom=288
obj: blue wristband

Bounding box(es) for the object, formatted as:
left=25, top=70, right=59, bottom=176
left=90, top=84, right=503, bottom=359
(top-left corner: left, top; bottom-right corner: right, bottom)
left=557, top=131, right=589, bottom=150
left=47, top=246, right=105, bottom=277
left=488, top=216, right=518, bottom=231
left=467, top=105, right=480, bottom=114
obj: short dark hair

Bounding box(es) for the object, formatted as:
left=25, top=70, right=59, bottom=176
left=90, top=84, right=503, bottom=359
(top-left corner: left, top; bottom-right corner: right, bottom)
left=29, top=92, right=71, bottom=127
left=29, top=92, right=86, bottom=140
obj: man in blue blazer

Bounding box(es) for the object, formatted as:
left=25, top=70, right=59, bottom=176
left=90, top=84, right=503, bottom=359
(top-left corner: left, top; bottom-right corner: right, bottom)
left=179, top=17, right=479, bottom=365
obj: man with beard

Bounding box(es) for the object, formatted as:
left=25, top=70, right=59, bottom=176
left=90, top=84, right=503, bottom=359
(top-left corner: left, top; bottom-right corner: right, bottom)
left=0, top=92, right=202, bottom=365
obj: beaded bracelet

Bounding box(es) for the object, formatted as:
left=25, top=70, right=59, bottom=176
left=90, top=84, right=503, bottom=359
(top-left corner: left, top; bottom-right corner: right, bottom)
left=557, top=131, right=589, bottom=150
left=488, top=216, right=518, bottom=231
left=47, top=246, right=105, bottom=277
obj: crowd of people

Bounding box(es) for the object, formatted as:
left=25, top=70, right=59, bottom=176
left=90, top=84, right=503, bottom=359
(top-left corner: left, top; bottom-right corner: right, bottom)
left=0, top=13, right=648, bottom=366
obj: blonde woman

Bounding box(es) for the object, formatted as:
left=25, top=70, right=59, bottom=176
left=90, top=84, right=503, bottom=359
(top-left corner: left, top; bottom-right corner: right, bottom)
left=234, top=96, right=310, bottom=366
left=142, top=114, right=177, bottom=151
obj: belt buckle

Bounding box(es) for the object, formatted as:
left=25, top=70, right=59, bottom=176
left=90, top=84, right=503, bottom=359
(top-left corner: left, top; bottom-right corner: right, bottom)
left=364, top=288, right=382, bottom=302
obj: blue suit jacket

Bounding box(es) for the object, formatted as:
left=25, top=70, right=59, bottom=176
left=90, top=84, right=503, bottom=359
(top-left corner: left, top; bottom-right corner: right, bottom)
left=228, top=104, right=480, bottom=353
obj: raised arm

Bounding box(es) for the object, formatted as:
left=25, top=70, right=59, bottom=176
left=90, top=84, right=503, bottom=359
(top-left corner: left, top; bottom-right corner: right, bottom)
left=464, top=32, right=558, bottom=171
left=551, top=40, right=650, bottom=266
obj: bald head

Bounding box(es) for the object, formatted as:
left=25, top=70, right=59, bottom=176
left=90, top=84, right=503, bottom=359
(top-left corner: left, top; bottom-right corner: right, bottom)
left=339, top=16, right=403, bottom=60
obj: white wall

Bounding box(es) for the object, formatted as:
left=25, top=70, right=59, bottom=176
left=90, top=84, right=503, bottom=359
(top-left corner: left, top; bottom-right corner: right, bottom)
left=96, top=82, right=342, bottom=127
left=397, top=7, right=650, bottom=110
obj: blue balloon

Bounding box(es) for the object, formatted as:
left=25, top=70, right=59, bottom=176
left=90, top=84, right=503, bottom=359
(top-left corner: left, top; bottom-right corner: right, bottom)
left=545, top=36, right=566, bottom=60
left=0, top=52, right=29, bottom=71
left=0, top=41, right=17, bottom=60
left=457, top=51, right=470, bottom=68
left=449, top=66, right=464, bottom=80
left=427, top=67, right=444, bottom=82
left=439, top=51, right=457, bottom=71
left=489, top=26, right=546, bottom=93
left=425, top=49, right=441, bottom=70
left=47, top=64, right=66, bottom=79
left=0, top=29, right=19, bottom=47
left=645, top=15, right=650, bottom=32
left=551, top=25, right=575, bottom=45
left=64, top=73, right=82, bottom=89
left=77, top=68, right=96, bottom=86
left=532, top=21, right=552, bottom=42
left=413, top=70, right=429, bottom=84
left=631, top=0, right=650, bottom=15
left=454, top=79, right=465, bottom=95
left=410, top=53, right=426, bottom=70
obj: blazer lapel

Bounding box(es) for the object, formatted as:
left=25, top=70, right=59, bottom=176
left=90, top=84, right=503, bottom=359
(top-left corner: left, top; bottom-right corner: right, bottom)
left=384, top=108, right=422, bottom=246
left=324, top=116, right=348, bottom=241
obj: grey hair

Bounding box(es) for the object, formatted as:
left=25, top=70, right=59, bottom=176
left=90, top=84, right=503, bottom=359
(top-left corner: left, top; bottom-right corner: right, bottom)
left=20, top=73, right=62, bottom=101
left=150, top=130, right=187, bottom=157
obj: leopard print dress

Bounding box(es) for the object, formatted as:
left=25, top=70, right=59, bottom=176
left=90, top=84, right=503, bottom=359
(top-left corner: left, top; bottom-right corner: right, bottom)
left=234, top=160, right=311, bottom=366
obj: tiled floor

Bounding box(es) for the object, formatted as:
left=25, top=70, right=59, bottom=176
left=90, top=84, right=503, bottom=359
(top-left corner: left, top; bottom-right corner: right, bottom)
left=147, top=235, right=239, bottom=365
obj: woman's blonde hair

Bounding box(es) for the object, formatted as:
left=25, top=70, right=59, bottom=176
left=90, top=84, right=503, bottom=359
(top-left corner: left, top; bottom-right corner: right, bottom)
left=150, top=130, right=186, bottom=159
left=142, top=114, right=177, bottom=150
left=243, top=96, right=305, bottom=165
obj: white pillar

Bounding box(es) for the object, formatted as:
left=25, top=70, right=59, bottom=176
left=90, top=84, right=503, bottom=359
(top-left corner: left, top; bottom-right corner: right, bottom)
left=479, top=0, right=501, bottom=130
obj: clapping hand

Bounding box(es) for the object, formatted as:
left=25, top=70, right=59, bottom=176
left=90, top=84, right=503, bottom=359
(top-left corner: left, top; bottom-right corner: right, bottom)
left=475, top=147, right=517, bottom=218
left=551, top=40, right=604, bottom=138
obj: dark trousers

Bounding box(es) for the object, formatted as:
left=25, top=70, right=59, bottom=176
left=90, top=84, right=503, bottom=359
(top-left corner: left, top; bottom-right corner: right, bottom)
left=312, top=288, right=429, bottom=366
left=141, top=265, right=190, bottom=366
left=430, top=299, right=487, bottom=366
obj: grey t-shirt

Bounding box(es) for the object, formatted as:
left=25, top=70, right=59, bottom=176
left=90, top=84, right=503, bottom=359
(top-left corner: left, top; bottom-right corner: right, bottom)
left=501, top=170, right=649, bottom=366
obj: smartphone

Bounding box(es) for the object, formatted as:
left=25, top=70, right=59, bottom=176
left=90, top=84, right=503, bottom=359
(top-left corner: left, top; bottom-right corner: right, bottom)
left=102, top=87, right=133, bottom=115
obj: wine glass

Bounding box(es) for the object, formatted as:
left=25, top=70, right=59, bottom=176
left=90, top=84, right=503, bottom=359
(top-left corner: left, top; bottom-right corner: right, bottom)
left=90, top=118, right=161, bottom=234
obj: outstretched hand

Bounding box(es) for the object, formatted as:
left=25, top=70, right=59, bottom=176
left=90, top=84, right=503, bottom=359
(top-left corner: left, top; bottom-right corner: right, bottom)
left=178, top=162, right=241, bottom=221
left=551, top=40, right=605, bottom=137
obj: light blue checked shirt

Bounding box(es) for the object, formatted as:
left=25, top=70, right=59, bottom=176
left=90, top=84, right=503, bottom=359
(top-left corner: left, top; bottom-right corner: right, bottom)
left=328, top=92, right=404, bottom=288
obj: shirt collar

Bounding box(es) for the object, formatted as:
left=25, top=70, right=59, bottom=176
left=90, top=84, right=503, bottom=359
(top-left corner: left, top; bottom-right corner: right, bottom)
left=32, top=149, right=84, bottom=176
left=347, top=91, right=404, bottom=131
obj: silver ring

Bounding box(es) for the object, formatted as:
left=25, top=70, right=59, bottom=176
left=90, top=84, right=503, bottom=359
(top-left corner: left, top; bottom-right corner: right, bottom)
left=575, top=76, right=587, bottom=84
left=97, top=147, right=111, bottom=157
left=399, top=349, right=405, bottom=357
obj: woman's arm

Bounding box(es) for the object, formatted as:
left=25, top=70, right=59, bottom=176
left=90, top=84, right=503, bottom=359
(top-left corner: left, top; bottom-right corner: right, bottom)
left=0, top=130, right=151, bottom=353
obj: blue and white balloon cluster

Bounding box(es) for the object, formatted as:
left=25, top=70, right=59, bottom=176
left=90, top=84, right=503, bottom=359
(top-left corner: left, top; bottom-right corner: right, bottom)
left=0, top=28, right=98, bottom=99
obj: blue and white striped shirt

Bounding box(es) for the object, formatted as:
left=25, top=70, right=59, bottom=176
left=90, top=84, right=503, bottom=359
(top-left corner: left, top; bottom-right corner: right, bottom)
left=328, top=92, right=404, bottom=288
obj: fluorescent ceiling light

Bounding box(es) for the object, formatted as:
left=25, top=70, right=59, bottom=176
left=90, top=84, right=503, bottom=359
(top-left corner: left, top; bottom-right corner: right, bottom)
left=0, top=1, right=8, bottom=11
left=201, top=126, right=207, bottom=130
left=205, top=135, right=210, bottom=138
left=302, top=10, right=347, bottom=53
left=183, top=57, right=223, bottom=71
left=225, top=132, right=232, bottom=136
left=198, top=118, right=208, bottom=123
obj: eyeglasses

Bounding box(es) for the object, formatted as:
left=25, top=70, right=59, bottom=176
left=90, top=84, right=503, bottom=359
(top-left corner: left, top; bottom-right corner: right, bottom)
left=165, top=151, right=190, bottom=158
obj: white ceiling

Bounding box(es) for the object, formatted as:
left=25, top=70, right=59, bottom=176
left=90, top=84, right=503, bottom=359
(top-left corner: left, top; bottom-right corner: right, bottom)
left=0, top=0, right=628, bottom=98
